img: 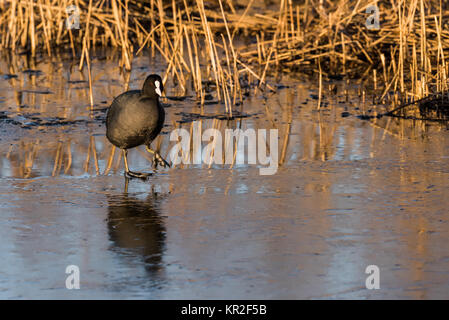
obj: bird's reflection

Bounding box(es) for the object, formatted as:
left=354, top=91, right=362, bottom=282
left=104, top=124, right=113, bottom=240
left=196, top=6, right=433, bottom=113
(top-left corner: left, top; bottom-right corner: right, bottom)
left=107, top=178, right=166, bottom=275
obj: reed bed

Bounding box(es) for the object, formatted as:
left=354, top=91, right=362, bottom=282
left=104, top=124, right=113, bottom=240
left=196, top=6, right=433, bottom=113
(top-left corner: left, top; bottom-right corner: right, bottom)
left=1, top=0, right=449, bottom=118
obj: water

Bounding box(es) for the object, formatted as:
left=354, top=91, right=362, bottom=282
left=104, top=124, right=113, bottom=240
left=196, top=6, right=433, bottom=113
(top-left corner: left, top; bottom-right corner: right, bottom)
left=1, top=52, right=449, bottom=299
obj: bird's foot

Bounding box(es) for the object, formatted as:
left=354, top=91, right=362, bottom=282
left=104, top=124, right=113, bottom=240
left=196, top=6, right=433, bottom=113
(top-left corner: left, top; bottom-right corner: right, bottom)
left=153, top=152, right=171, bottom=169
left=124, top=170, right=153, bottom=180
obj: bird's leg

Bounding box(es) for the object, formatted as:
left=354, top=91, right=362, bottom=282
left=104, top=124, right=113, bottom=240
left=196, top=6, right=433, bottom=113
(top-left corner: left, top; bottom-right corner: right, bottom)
left=145, top=146, right=171, bottom=168
left=124, top=176, right=129, bottom=193
left=122, top=149, right=152, bottom=179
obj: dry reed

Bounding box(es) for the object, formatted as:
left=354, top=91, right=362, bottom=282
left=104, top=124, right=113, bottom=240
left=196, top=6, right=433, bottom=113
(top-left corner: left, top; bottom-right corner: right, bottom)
left=1, top=0, right=449, bottom=116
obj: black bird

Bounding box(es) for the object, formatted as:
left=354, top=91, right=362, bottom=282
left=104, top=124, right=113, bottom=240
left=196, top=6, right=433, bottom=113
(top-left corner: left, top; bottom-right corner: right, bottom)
left=106, top=74, right=170, bottom=179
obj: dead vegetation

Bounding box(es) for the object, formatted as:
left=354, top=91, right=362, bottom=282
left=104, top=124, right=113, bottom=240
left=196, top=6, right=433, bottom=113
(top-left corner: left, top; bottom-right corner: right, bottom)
left=1, top=0, right=449, bottom=118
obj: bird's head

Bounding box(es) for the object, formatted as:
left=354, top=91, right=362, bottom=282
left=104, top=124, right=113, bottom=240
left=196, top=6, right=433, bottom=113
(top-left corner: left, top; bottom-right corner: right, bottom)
left=142, top=74, right=164, bottom=98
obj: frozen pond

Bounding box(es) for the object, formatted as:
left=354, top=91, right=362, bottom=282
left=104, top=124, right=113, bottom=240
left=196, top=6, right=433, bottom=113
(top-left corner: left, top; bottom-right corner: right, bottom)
left=1, top=52, right=449, bottom=299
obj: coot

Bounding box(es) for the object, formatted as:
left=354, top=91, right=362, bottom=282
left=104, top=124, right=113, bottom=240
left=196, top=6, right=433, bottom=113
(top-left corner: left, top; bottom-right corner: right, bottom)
left=106, top=74, right=170, bottom=178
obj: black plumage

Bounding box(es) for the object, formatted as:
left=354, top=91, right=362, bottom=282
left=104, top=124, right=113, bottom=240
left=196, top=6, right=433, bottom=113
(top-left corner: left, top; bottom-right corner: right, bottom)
left=106, top=74, right=170, bottom=178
